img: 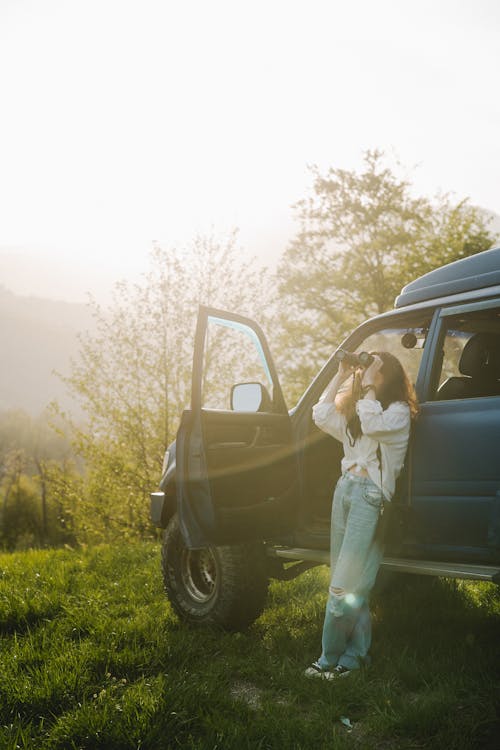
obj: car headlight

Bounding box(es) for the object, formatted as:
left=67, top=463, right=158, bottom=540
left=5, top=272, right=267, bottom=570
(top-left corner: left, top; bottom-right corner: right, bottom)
left=161, top=450, right=170, bottom=476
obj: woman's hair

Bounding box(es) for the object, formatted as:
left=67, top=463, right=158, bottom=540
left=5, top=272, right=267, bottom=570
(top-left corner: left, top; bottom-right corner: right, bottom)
left=336, top=351, right=419, bottom=443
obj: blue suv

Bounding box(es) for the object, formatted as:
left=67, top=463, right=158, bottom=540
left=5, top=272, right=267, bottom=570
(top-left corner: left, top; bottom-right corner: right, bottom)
left=151, top=247, right=500, bottom=629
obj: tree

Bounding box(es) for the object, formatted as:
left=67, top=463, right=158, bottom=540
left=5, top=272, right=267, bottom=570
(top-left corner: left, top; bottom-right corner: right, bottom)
left=276, top=150, right=497, bottom=399
left=60, top=231, right=272, bottom=543
left=0, top=409, right=75, bottom=548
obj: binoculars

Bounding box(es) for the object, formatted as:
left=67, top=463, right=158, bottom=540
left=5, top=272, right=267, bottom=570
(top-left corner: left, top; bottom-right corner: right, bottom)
left=333, top=349, right=374, bottom=368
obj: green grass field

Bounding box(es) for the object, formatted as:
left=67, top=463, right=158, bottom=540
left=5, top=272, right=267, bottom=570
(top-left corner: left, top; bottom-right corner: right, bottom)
left=0, top=543, right=498, bottom=749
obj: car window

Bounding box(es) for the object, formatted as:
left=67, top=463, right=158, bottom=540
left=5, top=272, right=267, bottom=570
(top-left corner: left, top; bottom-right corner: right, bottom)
left=354, top=322, right=430, bottom=386
left=433, top=306, right=500, bottom=401
left=201, top=316, right=273, bottom=409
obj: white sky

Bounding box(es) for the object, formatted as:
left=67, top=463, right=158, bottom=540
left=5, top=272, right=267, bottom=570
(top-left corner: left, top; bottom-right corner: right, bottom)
left=0, top=0, right=499, bottom=302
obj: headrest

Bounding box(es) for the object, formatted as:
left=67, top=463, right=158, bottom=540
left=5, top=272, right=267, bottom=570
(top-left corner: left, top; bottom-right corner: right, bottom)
left=459, top=332, right=500, bottom=379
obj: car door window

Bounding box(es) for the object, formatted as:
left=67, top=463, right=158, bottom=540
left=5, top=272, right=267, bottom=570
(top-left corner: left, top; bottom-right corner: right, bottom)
left=201, top=315, right=273, bottom=410
left=434, top=307, right=500, bottom=400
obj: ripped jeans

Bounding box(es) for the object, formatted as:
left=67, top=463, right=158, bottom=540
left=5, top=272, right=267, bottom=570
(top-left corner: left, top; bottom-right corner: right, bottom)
left=317, top=472, right=385, bottom=672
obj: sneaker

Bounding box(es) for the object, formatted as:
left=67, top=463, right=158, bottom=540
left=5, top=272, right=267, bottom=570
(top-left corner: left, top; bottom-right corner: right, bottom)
left=331, top=664, right=351, bottom=678
left=304, top=662, right=352, bottom=680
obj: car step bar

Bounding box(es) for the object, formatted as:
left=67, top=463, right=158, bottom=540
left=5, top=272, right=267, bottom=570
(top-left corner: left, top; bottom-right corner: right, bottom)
left=268, top=547, right=500, bottom=583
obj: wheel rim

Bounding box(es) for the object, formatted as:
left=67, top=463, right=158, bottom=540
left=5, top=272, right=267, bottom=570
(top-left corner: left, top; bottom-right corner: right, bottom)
left=180, top=546, right=218, bottom=603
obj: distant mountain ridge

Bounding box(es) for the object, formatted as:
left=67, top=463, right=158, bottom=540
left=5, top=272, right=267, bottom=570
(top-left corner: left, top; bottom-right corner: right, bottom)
left=0, top=287, right=94, bottom=415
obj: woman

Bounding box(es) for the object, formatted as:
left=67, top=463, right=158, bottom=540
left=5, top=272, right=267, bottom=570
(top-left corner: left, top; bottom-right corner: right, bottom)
left=305, top=351, right=418, bottom=679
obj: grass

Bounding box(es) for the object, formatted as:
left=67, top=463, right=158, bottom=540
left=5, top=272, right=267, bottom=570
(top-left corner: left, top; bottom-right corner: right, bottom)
left=0, top=544, right=499, bottom=749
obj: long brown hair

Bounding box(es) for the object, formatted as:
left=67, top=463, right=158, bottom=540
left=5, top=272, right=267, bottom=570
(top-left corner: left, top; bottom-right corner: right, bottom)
left=336, top=351, right=419, bottom=443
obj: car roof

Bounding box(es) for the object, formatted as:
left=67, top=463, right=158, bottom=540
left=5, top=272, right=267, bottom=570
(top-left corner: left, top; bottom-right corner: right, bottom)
left=395, top=246, right=500, bottom=309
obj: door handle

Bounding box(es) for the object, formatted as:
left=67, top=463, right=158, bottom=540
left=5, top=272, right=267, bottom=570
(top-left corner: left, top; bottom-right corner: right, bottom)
left=209, top=427, right=262, bottom=450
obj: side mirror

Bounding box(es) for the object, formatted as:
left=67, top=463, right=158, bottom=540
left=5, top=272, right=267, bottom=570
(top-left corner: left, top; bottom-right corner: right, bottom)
left=230, top=382, right=272, bottom=412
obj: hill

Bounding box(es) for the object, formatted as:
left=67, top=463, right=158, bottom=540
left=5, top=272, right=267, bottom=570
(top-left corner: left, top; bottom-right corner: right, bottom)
left=0, top=287, right=93, bottom=415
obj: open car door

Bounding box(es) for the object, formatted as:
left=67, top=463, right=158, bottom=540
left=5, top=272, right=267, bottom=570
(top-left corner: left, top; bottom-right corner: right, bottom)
left=176, top=306, right=301, bottom=549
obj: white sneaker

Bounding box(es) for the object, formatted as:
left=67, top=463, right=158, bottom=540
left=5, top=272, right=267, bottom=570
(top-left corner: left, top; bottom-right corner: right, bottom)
left=304, top=662, right=351, bottom=680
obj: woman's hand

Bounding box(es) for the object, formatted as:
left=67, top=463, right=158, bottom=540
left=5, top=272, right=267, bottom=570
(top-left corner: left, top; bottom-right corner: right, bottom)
left=361, top=354, right=383, bottom=388
left=321, top=358, right=355, bottom=403
left=338, top=359, right=356, bottom=383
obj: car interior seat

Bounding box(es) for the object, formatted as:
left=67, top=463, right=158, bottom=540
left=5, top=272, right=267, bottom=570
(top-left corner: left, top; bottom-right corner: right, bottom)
left=437, top=332, right=500, bottom=400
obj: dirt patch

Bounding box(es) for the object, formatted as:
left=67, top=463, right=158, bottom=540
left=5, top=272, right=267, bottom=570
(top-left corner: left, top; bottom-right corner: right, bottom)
left=230, top=680, right=293, bottom=711
left=230, top=680, right=263, bottom=710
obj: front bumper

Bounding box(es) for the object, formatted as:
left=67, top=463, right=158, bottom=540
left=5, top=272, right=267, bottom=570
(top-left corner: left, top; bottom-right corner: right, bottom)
left=150, top=491, right=166, bottom=527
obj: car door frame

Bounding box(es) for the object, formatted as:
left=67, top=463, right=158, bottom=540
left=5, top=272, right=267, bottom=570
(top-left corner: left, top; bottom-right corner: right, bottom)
left=176, top=305, right=300, bottom=549
left=408, top=297, right=500, bottom=562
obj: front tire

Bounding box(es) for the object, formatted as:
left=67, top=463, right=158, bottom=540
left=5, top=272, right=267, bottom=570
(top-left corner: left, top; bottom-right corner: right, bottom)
left=161, top=513, right=269, bottom=630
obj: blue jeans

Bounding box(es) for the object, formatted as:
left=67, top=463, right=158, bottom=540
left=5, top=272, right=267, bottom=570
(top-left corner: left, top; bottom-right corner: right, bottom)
left=317, top=473, right=384, bottom=671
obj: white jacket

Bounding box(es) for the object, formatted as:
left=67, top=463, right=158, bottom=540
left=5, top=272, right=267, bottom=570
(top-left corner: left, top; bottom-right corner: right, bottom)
left=312, top=396, right=411, bottom=501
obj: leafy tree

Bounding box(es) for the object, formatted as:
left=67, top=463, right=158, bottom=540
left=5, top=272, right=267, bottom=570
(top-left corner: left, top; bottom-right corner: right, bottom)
left=60, top=231, right=272, bottom=543
left=0, top=410, right=75, bottom=548
left=276, top=150, right=497, bottom=399
left=1, top=473, right=41, bottom=550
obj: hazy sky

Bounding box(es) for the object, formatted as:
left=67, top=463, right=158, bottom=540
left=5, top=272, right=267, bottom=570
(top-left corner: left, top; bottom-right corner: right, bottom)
left=1, top=0, right=499, bottom=302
